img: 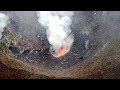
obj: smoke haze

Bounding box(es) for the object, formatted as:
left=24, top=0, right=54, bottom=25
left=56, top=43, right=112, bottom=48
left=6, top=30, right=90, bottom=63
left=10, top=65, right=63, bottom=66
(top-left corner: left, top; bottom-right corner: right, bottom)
left=0, top=13, right=9, bottom=39
left=37, top=11, right=74, bottom=57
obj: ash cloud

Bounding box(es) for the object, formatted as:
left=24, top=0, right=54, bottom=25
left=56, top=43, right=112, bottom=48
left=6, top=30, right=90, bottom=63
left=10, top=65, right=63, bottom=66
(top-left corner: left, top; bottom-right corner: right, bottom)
left=37, top=11, right=74, bottom=57
left=0, top=13, right=9, bottom=39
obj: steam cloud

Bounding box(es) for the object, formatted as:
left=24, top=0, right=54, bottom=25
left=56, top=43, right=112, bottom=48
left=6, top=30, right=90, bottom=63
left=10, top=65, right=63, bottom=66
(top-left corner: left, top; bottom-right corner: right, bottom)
left=37, top=11, right=74, bottom=57
left=0, top=13, right=9, bottom=39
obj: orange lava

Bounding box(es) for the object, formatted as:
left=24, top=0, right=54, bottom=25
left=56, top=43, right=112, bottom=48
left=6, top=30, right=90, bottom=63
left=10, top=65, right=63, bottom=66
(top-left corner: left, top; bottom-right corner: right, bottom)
left=56, top=47, right=69, bottom=58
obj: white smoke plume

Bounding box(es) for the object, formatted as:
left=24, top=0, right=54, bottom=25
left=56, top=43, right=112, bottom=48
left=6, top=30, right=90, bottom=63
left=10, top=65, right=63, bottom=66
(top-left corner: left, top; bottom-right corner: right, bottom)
left=37, top=11, right=74, bottom=57
left=0, top=13, right=9, bottom=39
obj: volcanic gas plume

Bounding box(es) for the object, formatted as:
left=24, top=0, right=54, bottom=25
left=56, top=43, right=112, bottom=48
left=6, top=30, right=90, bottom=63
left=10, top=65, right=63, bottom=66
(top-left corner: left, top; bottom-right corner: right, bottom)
left=37, top=11, right=74, bottom=58
left=0, top=13, right=9, bottom=39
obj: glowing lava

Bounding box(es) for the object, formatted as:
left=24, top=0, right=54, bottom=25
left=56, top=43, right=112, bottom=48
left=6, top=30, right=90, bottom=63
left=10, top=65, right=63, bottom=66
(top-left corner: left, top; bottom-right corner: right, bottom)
left=54, top=47, right=69, bottom=58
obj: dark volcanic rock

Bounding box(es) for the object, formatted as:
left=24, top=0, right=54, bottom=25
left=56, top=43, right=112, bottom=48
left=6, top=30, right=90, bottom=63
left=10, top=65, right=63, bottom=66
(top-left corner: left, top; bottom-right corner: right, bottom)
left=0, top=61, right=53, bottom=79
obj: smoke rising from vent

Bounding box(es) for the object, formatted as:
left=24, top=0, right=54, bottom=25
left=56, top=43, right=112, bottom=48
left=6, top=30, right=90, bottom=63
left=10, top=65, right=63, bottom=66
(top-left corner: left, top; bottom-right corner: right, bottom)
left=0, top=13, right=9, bottom=39
left=37, top=11, right=74, bottom=58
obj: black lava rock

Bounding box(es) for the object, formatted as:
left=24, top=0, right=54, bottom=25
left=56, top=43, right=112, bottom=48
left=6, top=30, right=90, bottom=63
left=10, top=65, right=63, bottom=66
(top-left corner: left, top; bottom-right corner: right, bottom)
left=22, top=49, right=32, bottom=55
left=9, top=46, right=20, bottom=54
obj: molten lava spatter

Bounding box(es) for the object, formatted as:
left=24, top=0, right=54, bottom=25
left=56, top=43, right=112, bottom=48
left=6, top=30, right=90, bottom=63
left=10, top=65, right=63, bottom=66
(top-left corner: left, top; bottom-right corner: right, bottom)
left=57, top=47, right=68, bottom=57
left=50, top=46, right=69, bottom=58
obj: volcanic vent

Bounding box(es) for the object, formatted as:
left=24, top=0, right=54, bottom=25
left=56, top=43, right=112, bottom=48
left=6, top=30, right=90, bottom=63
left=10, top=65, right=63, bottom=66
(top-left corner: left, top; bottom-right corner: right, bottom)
left=1, top=11, right=108, bottom=70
